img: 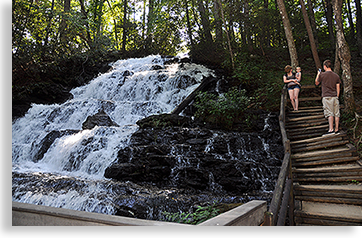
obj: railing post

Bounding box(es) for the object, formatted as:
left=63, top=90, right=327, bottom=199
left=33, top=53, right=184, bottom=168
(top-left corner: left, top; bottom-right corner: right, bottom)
left=262, top=211, right=274, bottom=226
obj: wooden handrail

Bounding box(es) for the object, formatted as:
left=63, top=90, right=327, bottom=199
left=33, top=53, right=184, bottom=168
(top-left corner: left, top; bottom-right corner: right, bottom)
left=264, top=85, right=294, bottom=226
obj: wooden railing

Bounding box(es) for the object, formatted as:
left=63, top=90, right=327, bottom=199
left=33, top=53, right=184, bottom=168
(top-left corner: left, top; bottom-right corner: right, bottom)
left=263, top=85, right=294, bottom=226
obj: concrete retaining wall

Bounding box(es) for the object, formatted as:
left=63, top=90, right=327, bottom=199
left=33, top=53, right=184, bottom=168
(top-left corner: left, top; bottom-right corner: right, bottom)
left=12, top=200, right=266, bottom=226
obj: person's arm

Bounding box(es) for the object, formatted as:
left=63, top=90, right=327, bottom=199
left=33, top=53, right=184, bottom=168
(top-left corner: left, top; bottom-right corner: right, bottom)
left=336, top=83, right=340, bottom=98
left=315, top=71, right=321, bottom=85
left=284, top=75, right=296, bottom=84
left=297, top=73, right=301, bottom=82
left=283, top=75, right=288, bottom=83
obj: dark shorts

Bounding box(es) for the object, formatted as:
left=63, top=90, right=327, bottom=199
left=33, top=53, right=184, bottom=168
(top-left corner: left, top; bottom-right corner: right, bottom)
left=288, top=85, right=301, bottom=91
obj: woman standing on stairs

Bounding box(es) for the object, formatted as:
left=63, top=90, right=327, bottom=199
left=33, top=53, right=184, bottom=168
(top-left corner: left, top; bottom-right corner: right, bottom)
left=283, top=65, right=301, bottom=111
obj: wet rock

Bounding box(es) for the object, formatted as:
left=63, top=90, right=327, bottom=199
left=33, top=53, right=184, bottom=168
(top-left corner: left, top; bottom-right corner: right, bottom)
left=32, top=129, right=80, bottom=162
left=82, top=109, right=119, bottom=130
left=136, top=113, right=196, bottom=129
left=150, top=65, right=164, bottom=70
left=105, top=113, right=283, bottom=195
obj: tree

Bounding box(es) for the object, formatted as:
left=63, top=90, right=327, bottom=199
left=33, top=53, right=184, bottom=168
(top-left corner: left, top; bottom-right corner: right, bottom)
left=218, top=0, right=234, bottom=69
left=332, top=0, right=355, bottom=113
left=60, top=0, right=72, bottom=46
left=299, top=0, right=321, bottom=69
left=122, top=0, right=128, bottom=52
left=355, top=0, right=362, bottom=56
left=325, top=0, right=335, bottom=49
left=276, top=0, right=299, bottom=68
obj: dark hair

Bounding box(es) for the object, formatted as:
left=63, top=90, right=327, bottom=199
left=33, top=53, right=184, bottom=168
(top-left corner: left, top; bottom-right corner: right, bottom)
left=323, top=60, right=332, bottom=69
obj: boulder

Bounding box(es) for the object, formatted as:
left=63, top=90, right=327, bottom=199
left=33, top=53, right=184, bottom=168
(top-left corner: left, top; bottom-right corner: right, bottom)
left=82, top=109, right=119, bottom=130
left=136, top=113, right=195, bottom=129
left=32, top=129, right=80, bottom=162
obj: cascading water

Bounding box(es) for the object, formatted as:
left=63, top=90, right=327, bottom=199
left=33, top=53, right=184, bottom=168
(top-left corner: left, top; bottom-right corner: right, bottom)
left=12, top=55, right=283, bottom=221
left=12, top=55, right=216, bottom=216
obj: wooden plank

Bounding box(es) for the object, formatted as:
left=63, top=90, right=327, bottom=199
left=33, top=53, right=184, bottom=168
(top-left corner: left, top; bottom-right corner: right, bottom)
left=287, top=123, right=328, bottom=131
left=276, top=179, right=292, bottom=226
left=291, top=137, right=345, bottom=150
left=269, top=153, right=290, bottom=225
left=301, top=85, right=319, bottom=89
left=293, top=175, right=362, bottom=183
left=287, top=112, right=324, bottom=120
left=287, top=118, right=326, bottom=125
left=294, top=190, right=362, bottom=199
left=288, top=97, right=321, bottom=102
left=292, top=147, right=353, bottom=159
left=286, top=121, right=327, bottom=129
left=292, top=157, right=359, bottom=167
left=293, top=184, right=362, bottom=193
left=294, top=195, right=362, bottom=205
left=288, top=107, right=323, bottom=113
left=291, top=140, right=349, bottom=153
left=288, top=132, right=324, bottom=141
left=293, top=165, right=362, bottom=174
left=290, top=132, right=344, bottom=145
left=292, top=151, right=354, bottom=163
left=294, top=212, right=362, bottom=225
left=286, top=114, right=324, bottom=122
left=294, top=171, right=362, bottom=179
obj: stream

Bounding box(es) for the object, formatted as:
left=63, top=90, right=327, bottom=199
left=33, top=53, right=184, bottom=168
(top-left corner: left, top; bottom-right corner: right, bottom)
left=12, top=55, right=282, bottom=221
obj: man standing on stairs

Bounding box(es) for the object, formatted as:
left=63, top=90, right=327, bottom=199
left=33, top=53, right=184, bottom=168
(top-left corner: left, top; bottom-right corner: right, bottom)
left=315, top=60, right=342, bottom=136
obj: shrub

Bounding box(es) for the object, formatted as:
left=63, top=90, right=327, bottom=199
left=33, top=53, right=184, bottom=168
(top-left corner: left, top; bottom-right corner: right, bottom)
left=162, top=203, right=220, bottom=225
left=194, top=87, right=250, bottom=129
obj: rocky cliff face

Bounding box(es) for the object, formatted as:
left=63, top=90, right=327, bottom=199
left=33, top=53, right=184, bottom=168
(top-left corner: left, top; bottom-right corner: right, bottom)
left=105, top=113, right=283, bottom=197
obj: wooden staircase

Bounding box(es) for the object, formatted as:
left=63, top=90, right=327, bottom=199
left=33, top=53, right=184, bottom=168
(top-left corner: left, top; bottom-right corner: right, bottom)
left=285, top=87, right=362, bottom=226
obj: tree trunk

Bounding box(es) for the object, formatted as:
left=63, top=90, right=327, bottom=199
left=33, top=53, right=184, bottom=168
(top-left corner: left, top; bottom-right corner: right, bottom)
left=346, top=0, right=355, bottom=41
left=79, top=0, right=93, bottom=47
left=307, top=0, right=319, bottom=48
left=213, top=0, right=223, bottom=44
left=332, top=0, right=355, bottom=113
left=122, top=0, right=128, bottom=52
left=276, top=0, right=299, bottom=68
left=60, top=0, right=71, bottom=45
left=243, top=0, right=253, bottom=52
left=299, top=0, right=321, bottom=69
left=355, top=0, right=362, bottom=56
left=325, top=0, right=335, bottom=50
left=217, top=0, right=234, bottom=69
left=198, top=0, right=213, bottom=44
left=146, top=0, right=154, bottom=52
left=185, top=0, right=194, bottom=48
left=42, top=0, right=55, bottom=59
left=334, top=41, right=341, bottom=75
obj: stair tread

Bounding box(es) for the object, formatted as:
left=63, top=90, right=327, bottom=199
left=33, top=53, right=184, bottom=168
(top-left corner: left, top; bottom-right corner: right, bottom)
left=291, top=140, right=349, bottom=153
left=292, top=156, right=359, bottom=167
left=297, top=201, right=362, bottom=220
left=294, top=184, right=362, bottom=193
left=293, top=164, right=362, bottom=173
left=292, top=146, right=354, bottom=159
left=290, top=132, right=346, bottom=145
left=286, top=114, right=324, bottom=122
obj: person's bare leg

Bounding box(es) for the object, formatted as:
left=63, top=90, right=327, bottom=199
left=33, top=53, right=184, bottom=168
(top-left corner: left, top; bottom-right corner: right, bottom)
left=328, top=116, right=334, bottom=132
left=294, top=89, right=300, bottom=111
left=288, top=90, right=296, bottom=110
left=335, top=117, right=340, bottom=132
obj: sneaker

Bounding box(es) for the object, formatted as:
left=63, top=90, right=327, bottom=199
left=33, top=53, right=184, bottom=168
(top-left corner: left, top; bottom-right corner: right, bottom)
left=322, top=130, right=335, bottom=137
left=334, top=130, right=340, bottom=135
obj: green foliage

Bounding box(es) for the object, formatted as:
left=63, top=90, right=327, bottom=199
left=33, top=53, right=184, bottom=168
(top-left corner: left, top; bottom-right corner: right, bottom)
left=162, top=202, right=220, bottom=225
left=194, top=88, right=250, bottom=130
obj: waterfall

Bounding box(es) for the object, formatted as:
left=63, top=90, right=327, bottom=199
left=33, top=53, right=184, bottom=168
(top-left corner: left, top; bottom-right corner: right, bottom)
left=12, top=55, right=215, bottom=214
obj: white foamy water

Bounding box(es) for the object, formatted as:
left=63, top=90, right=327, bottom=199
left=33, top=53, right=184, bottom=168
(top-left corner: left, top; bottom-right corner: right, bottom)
left=12, top=55, right=215, bottom=213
